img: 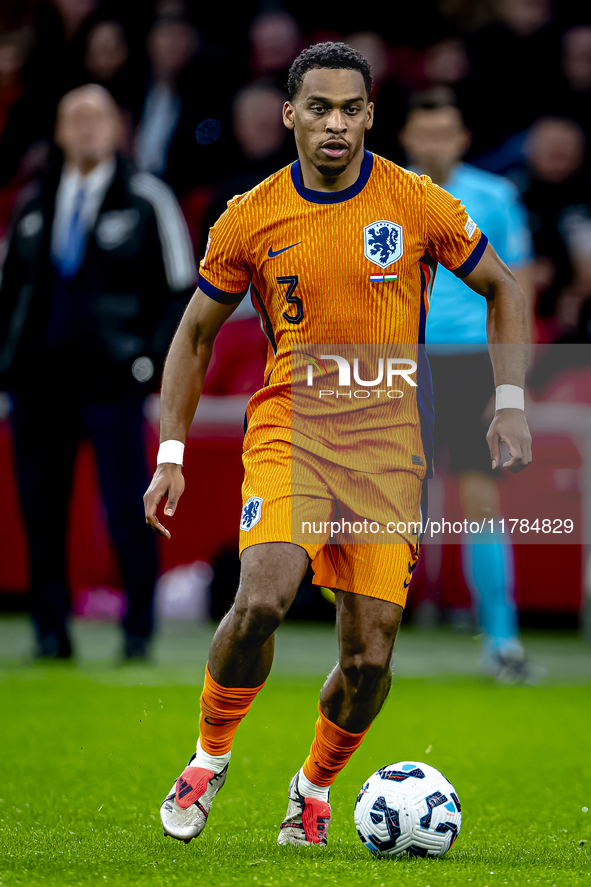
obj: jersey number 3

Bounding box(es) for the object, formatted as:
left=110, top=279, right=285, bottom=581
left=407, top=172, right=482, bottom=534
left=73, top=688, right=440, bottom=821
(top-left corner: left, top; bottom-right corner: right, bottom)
left=277, top=275, right=303, bottom=324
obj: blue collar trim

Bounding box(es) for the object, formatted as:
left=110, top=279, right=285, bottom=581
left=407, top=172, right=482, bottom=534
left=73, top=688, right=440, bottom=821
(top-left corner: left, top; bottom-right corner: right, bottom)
left=290, top=149, right=374, bottom=204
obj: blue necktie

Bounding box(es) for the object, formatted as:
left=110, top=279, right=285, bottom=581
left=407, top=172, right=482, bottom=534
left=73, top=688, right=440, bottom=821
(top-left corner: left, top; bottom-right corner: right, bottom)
left=58, top=185, right=87, bottom=278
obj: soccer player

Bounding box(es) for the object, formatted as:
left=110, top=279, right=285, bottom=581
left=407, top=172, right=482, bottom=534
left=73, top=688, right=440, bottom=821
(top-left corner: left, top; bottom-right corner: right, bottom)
left=144, top=42, right=532, bottom=846
left=400, top=91, right=534, bottom=679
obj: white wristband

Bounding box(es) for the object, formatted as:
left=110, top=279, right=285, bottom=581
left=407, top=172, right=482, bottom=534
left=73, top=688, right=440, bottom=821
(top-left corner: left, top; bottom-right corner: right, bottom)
left=157, top=439, right=185, bottom=465
left=495, top=385, right=525, bottom=411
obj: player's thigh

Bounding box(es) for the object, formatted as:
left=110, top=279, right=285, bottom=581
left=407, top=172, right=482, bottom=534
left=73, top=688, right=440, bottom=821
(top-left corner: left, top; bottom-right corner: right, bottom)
left=236, top=541, right=310, bottom=617
left=335, top=589, right=403, bottom=670
left=311, top=467, right=423, bottom=607
left=240, top=438, right=333, bottom=561
left=237, top=439, right=334, bottom=618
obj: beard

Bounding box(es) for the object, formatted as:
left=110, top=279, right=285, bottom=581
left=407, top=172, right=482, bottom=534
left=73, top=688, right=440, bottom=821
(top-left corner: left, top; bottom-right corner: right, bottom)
left=314, top=160, right=350, bottom=178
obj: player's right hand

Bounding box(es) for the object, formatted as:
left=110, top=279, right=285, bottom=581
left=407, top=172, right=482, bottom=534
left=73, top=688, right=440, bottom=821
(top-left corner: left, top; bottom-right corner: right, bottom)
left=143, top=464, right=186, bottom=539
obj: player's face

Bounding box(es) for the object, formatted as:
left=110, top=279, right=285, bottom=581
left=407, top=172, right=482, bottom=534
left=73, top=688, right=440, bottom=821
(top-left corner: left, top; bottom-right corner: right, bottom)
left=283, top=68, right=373, bottom=179
left=400, top=107, right=470, bottom=172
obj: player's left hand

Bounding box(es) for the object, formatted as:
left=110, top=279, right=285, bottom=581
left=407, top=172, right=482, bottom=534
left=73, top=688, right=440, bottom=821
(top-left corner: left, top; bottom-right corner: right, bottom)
left=486, top=408, right=532, bottom=473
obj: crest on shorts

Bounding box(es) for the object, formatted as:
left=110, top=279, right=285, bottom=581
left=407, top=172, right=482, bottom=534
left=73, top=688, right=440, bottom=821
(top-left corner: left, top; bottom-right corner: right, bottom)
left=364, top=220, right=403, bottom=268
left=240, top=496, right=263, bottom=531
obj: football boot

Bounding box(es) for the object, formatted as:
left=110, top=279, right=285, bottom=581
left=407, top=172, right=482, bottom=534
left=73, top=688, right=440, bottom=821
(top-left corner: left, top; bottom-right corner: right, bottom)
left=160, top=753, right=228, bottom=843
left=277, top=772, right=331, bottom=846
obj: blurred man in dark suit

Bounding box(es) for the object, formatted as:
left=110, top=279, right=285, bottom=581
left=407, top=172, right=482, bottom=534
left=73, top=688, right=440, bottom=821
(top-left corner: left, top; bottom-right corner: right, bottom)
left=0, top=84, right=196, bottom=660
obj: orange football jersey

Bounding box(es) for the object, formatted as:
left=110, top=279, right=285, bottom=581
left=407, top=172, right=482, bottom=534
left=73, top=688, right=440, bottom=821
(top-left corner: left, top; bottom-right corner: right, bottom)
left=199, top=150, right=487, bottom=477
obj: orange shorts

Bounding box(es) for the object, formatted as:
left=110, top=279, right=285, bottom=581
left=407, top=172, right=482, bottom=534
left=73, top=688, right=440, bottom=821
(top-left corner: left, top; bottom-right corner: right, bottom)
left=238, top=438, right=423, bottom=607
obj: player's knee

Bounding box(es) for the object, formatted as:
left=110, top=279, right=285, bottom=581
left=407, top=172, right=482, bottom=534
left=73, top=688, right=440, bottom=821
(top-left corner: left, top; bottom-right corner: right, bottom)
left=232, top=595, right=289, bottom=640
left=340, top=655, right=392, bottom=697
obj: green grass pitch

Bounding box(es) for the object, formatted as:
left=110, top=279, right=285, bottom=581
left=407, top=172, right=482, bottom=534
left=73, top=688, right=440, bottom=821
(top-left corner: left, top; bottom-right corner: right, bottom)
left=1, top=639, right=590, bottom=886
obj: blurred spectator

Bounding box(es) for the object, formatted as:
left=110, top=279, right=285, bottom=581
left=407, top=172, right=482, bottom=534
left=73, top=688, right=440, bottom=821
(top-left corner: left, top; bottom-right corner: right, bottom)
left=0, top=31, right=31, bottom=232
left=53, top=0, right=98, bottom=40
left=525, top=116, right=585, bottom=186
left=0, top=30, right=29, bottom=140
left=232, top=82, right=290, bottom=168
left=200, top=82, right=295, bottom=253
left=134, top=18, right=197, bottom=178
left=400, top=91, right=535, bottom=680
left=547, top=25, right=591, bottom=150
left=0, top=0, right=32, bottom=31
left=463, top=0, right=560, bottom=156
left=498, top=0, right=553, bottom=37
left=347, top=32, right=407, bottom=164
left=85, top=20, right=128, bottom=83
left=553, top=208, right=591, bottom=336
left=562, top=24, right=591, bottom=92
left=155, top=0, right=188, bottom=15
left=0, top=28, right=52, bottom=192
left=437, top=0, right=495, bottom=34
left=82, top=20, right=143, bottom=125
left=134, top=16, right=225, bottom=195
left=25, top=0, right=99, bottom=100
left=0, top=84, right=196, bottom=660
left=248, top=12, right=302, bottom=86
left=423, top=36, right=469, bottom=85
left=0, top=0, right=100, bottom=187
left=347, top=32, right=390, bottom=88
left=521, top=116, right=590, bottom=329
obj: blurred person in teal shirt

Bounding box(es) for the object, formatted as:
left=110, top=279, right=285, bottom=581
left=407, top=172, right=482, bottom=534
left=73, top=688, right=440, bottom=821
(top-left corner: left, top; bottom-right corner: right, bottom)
left=400, top=89, right=535, bottom=681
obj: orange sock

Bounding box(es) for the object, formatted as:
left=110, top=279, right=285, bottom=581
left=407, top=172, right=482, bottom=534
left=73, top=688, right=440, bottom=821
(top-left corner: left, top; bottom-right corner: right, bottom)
left=198, top=662, right=265, bottom=756
left=303, top=703, right=371, bottom=787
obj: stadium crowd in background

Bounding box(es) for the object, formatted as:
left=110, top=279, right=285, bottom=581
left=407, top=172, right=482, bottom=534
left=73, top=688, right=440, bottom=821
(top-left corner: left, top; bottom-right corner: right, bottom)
left=0, top=0, right=590, bottom=344
left=0, top=0, right=589, bottom=657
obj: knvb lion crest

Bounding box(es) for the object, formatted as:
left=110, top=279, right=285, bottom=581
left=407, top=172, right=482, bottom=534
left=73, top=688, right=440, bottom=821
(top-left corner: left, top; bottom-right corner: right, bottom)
left=364, top=220, right=403, bottom=268
left=240, top=496, right=263, bottom=531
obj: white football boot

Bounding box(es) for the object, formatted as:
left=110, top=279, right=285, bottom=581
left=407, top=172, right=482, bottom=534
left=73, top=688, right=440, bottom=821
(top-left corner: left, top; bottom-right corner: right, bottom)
left=160, top=753, right=228, bottom=843
left=277, top=772, right=331, bottom=846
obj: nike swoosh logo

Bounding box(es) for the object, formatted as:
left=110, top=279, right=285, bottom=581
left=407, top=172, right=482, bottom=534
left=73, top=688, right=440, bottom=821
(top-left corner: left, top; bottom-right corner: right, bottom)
left=204, top=717, right=241, bottom=726
left=403, top=578, right=411, bottom=588
left=268, top=241, right=301, bottom=258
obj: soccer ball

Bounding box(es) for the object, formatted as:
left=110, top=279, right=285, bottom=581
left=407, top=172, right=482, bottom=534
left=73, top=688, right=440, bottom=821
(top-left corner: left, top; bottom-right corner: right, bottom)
left=354, top=761, right=462, bottom=858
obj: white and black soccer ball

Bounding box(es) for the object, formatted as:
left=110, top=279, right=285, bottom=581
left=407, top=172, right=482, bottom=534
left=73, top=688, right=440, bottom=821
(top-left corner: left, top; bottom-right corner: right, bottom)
left=354, top=761, right=462, bottom=858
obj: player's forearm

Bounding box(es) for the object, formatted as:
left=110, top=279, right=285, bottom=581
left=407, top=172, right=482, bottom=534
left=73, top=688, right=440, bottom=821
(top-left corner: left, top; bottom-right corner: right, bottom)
left=486, top=277, right=530, bottom=388
left=157, top=287, right=239, bottom=443
left=513, top=263, right=536, bottom=345
left=158, top=312, right=214, bottom=444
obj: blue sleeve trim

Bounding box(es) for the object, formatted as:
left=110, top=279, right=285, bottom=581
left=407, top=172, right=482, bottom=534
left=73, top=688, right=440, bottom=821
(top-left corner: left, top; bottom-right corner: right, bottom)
left=452, top=233, right=488, bottom=279
left=198, top=274, right=249, bottom=304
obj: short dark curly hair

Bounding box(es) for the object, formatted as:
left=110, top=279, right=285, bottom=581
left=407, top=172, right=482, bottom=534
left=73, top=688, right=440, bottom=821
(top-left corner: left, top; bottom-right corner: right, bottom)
left=287, top=42, right=372, bottom=102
